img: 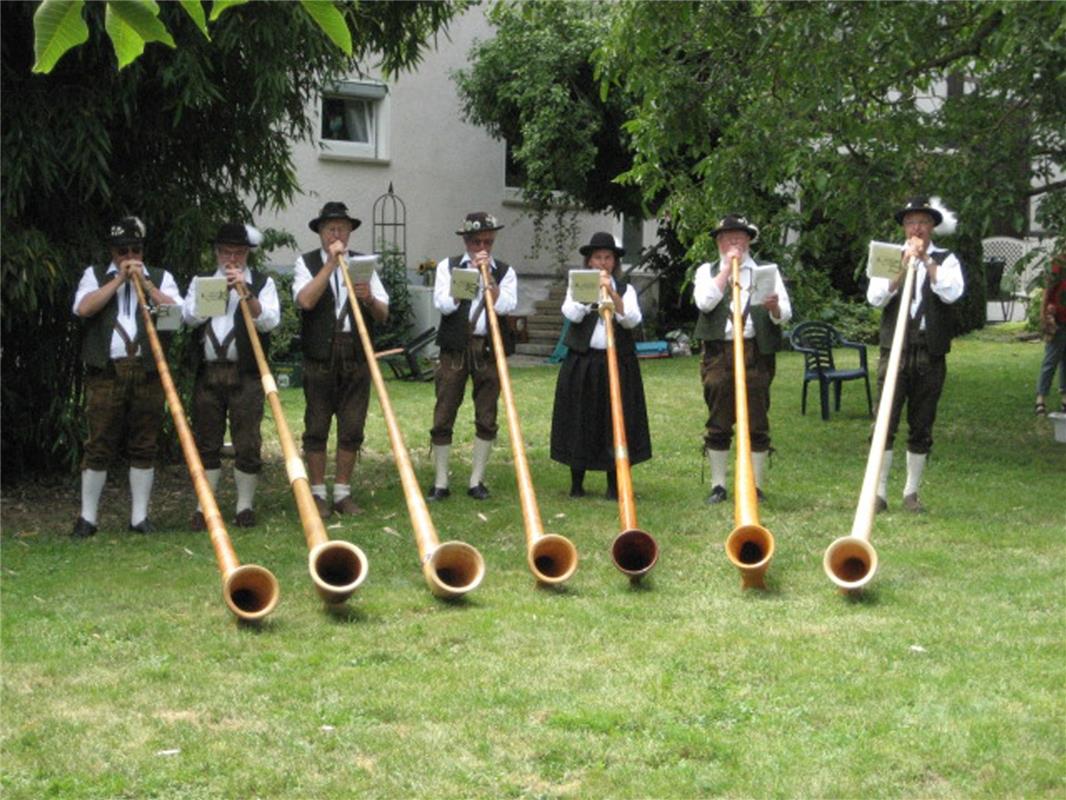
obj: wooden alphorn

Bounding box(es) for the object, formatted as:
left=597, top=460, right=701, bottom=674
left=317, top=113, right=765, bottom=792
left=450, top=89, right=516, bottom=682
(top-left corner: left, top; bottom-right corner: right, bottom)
left=723, top=256, right=775, bottom=590
left=599, top=280, right=659, bottom=581
left=823, top=258, right=917, bottom=593
left=233, top=282, right=367, bottom=605
left=337, top=255, right=484, bottom=598
left=473, top=258, right=578, bottom=585
left=130, top=270, right=279, bottom=621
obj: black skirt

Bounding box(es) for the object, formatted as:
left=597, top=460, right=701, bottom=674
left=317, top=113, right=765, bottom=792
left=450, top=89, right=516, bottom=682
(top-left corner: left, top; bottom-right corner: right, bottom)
left=550, top=348, right=652, bottom=471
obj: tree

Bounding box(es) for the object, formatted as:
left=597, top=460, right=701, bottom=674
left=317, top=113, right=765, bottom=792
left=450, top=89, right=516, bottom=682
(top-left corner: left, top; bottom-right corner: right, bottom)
left=1, top=1, right=462, bottom=481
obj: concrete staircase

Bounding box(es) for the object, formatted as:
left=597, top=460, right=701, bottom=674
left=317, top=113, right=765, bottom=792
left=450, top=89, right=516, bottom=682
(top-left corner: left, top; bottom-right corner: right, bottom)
left=516, top=282, right=566, bottom=358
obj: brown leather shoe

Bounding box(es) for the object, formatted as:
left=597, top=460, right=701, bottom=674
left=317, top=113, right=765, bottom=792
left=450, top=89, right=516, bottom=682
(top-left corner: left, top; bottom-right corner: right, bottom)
left=332, top=496, right=362, bottom=516
left=234, top=508, right=256, bottom=528
left=190, top=511, right=206, bottom=531
left=314, top=495, right=331, bottom=520
left=902, top=493, right=925, bottom=513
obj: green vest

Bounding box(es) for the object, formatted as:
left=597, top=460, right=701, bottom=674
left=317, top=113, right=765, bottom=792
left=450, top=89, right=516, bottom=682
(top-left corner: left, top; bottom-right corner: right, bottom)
left=563, top=274, right=636, bottom=355
left=693, top=260, right=784, bottom=354
left=189, top=269, right=270, bottom=375
left=79, top=264, right=170, bottom=371
left=878, top=249, right=957, bottom=356
left=299, top=249, right=374, bottom=362
left=436, top=256, right=513, bottom=354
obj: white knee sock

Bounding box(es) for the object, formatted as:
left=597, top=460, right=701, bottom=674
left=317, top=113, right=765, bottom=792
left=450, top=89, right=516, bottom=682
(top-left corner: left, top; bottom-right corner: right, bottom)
left=311, top=484, right=327, bottom=500
left=905, top=451, right=926, bottom=497
left=708, top=449, right=728, bottom=489
left=129, top=467, right=154, bottom=526
left=235, top=469, right=258, bottom=513
left=433, top=444, right=451, bottom=489
left=197, top=468, right=222, bottom=512
left=470, top=438, right=492, bottom=488
left=333, top=482, right=351, bottom=502
left=752, top=451, right=768, bottom=489
left=80, top=469, right=107, bottom=524
left=877, top=450, right=893, bottom=501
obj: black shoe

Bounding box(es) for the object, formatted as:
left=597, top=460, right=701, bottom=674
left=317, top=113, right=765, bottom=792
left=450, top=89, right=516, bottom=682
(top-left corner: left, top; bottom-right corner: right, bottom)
left=706, top=485, right=727, bottom=505
left=234, top=509, right=256, bottom=528
left=874, top=496, right=888, bottom=514
left=190, top=511, right=206, bottom=531
left=604, top=486, right=618, bottom=501
left=426, top=486, right=451, bottom=502
left=569, top=486, right=586, bottom=498
left=467, top=483, right=490, bottom=500
left=71, top=517, right=98, bottom=538
left=756, top=488, right=766, bottom=502
left=129, top=519, right=153, bottom=534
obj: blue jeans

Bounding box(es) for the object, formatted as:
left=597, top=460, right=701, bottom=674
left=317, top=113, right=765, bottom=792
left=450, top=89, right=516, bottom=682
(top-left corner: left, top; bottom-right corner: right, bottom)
left=1036, top=324, right=1066, bottom=398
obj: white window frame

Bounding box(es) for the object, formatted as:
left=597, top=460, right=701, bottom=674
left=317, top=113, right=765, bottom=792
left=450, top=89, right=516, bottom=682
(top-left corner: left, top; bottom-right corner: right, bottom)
left=318, top=80, right=390, bottom=164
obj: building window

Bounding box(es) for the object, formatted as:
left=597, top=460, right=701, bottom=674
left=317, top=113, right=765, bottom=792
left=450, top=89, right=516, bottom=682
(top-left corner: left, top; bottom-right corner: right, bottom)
left=319, top=81, right=389, bottom=163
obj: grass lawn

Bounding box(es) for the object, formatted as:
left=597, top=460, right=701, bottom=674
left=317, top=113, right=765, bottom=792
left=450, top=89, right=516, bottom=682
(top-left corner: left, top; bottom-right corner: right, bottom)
left=2, top=334, right=1063, bottom=799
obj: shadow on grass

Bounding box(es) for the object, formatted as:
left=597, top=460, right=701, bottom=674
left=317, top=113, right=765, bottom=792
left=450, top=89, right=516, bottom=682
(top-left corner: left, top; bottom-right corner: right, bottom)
left=324, top=603, right=368, bottom=624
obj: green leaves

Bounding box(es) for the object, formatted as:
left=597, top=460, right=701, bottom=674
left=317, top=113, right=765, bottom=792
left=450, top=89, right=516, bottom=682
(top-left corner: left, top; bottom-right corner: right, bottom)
left=299, top=0, right=352, bottom=55
left=31, top=0, right=89, bottom=74
left=104, top=1, right=176, bottom=69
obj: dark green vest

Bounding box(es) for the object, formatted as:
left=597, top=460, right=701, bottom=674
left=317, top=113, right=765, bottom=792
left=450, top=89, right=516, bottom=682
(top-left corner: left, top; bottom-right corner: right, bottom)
left=79, top=264, right=170, bottom=371
left=878, top=249, right=957, bottom=356
left=189, top=269, right=270, bottom=375
left=693, top=260, right=784, bottom=354
left=436, top=256, right=513, bottom=353
left=563, top=274, right=636, bottom=355
left=299, top=249, right=374, bottom=362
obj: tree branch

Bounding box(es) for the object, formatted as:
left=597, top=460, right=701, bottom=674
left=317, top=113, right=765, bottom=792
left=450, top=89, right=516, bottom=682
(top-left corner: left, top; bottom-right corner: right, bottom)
left=1026, top=179, right=1066, bottom=198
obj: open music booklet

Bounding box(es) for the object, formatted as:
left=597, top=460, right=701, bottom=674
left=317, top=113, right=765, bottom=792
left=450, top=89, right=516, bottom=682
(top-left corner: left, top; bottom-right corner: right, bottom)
left=450, top=267, right=480, bottom=301
left=346, top=254, right=379, bottom=284
left=568, top=269, right=601, bottom=304
left=748, top=264, right=779, bottom=306
left=196, top=276, right=228, bottom=318
left=867, top=240, right=906, bottom=281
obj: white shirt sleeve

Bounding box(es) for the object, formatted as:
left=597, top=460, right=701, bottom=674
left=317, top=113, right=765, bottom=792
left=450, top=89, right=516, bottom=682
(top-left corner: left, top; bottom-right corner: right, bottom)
left=693, top=262, right=724, bottom=313
left=72, top=266, right=101, bottom=317
left=616, top=282, right=643, bottom=329
left=930, top=251, right=964, bottom=305
left=493, top=263, right=518, bottom=315
left=157, top=269, right=184, bottom=312
left=433, top=257, right=460, bottom=315
left=561, top=286, right=592, bottom=323
left=769, top=268, right=792, bottom=325
left=292, top=254, right=312, bottom=301
left=254, top=275, right=282, bottom=333
left=182, top=276, right=207, bottom=326
left=369, top=270, right=390, bottom=306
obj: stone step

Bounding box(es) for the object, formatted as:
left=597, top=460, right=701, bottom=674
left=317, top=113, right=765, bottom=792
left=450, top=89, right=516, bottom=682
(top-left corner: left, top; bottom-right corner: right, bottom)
left=515, top=342, right=557, bottom=357
left=526, top=317, right=564, bottom=332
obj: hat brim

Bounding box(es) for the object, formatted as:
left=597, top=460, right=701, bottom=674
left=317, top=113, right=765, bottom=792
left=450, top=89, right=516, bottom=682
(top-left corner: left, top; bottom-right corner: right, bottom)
left=456, top=224, right=505, bottom=236
left=310, top=215, right=362, bottom=233
left=711, top=224, right=758, bottom=242
left=895, top=207, right=943, bottom=226
left=578, top=244, right=625, bottom=257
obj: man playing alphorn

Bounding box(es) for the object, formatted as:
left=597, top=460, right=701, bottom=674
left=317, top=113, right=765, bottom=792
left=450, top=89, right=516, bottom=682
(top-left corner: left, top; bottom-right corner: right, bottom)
left=71, top=216, right=183, bottom=536
left=426, top=212, right=518, bottom=501
left=693, top=213, right=792, bottom=505
left=867, top=197, right=963, bottom=513
left=184, top=223, right=281, bottom=529
left=293, top=202, right=389, bottom=519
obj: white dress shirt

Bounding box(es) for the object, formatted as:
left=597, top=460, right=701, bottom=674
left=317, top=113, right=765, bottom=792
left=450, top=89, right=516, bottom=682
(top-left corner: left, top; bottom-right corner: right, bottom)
left=72, top=263, right=184, bottom=359
left=292, top=250, right=390, bottom=333
left=866, top=244, right=964, bottom=328
left=561, top=275, right=643, bottom=350
left=433, top=253, right=518, bottom=336
left=183, top=267, right=281, bottom=361
left=692, top=255, right=792, bottom=339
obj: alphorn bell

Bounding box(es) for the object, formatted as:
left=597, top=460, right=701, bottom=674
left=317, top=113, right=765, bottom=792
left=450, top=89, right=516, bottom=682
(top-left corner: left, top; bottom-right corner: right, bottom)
left=723, top=256, right=775, bottom=590
left=473, top=258, right=578, bottom=585
left=337, top=255, right=484, bottom=598
left=129, top=270, right=279, bottom=621
left=824, top=258, right=917, bottom=593
left=233, top=282, right=367, bottom=605
left=599, top=279, right=659, bottom=581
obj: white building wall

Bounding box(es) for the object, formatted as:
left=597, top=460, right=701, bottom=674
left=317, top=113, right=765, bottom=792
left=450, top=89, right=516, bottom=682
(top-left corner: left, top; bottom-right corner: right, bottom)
left=254, top=6, right=646, bottom=321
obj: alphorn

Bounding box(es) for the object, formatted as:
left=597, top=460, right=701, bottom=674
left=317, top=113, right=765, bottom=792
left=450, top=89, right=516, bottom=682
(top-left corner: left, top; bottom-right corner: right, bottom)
left=337, top=255, right=484, bottom=598
left=823, top=258, right=917, bottom=593
left=473, top=259, right=578, bottom=585
left=599, top=280, right=659, bottom=581
left=130, top=271, right=279, bottom=621
left=233, top=283, right=368, bottom=605
left=723, top=255, right=775, bottom=590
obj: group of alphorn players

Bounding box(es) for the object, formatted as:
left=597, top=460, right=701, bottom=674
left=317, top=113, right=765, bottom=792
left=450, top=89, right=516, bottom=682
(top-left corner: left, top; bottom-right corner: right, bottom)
left=69, top=197, right=964, bottom=619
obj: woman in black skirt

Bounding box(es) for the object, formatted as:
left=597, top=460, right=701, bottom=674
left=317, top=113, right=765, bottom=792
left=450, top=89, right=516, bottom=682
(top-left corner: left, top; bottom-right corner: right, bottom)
left=550, top=232, right=652, bottom=498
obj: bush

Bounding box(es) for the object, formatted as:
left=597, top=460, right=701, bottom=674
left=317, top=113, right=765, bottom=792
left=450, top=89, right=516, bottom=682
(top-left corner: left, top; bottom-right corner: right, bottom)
left=784, top=266, right=880, bottom=344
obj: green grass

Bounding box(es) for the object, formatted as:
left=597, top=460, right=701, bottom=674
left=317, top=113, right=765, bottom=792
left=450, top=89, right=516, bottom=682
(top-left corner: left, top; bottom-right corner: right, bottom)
left=2, top=336, right=1063, bottom=799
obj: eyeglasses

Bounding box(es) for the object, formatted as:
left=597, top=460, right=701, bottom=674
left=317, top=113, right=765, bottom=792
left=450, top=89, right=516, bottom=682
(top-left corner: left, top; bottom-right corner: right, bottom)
left=466, top=236, right=495, bottom=248
left=115, top=246, right=143, bottom=256
left=217, top=246, right=249, bottom=259
left=320, top=224, right=352, bottom=236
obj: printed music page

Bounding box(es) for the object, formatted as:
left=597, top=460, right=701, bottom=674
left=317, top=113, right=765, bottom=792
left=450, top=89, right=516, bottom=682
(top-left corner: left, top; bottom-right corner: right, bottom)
left=867, top=241, right=906, bottom=280
left=569, top=270, right=601, bottom=304
left=196, top=277, right=228, bottom=317
left=154, top=303, right=182, bottom=331
left=346, top=254, right=379, bottom=284
left=749, top=264, right=779, bottom=306
left=450, top=268, right=479, bottom=301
